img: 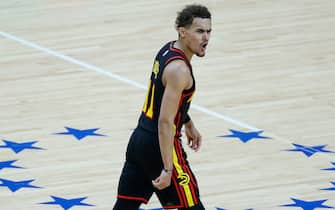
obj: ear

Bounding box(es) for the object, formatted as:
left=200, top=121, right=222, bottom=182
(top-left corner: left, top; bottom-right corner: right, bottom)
left=178, top=27, right=187, bottom=38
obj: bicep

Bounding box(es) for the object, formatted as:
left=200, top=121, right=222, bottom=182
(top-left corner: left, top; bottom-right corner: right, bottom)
left=159, top=84, right=182, bottom=122
left=159, top=64, right=189, bottom=122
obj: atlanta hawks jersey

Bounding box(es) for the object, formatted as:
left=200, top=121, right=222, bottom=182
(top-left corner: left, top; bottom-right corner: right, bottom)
left=138, top=41, right=195, bottom=137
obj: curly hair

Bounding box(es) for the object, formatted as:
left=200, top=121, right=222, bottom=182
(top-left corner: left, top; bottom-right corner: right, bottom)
left=175, top=4, right=211, bottom=29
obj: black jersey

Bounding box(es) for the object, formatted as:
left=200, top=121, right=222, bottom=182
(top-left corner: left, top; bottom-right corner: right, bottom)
left=138, top=41, right=195, bottom=137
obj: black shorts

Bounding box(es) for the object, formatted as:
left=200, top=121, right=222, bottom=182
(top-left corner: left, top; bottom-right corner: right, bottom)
left=116, top=127, right=201, bottom=209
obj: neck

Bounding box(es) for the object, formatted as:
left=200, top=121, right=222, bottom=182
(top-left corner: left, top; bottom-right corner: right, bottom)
left=174, top=40, right=193, bottom=61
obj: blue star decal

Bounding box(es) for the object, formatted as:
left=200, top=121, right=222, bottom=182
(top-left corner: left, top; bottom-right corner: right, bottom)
left=54, top=127, right=106, bottom=140
left=0, top=160, right=24, bottom=171
left=321, top=182, right=335, bottom=191
left=215, top=208, right=227, bottom=210
left=322, top=162, right=335, bottom=171
left=40, top=196, right=94, bottom=210
left=0, top=140, right=44, bottom=154
left=285, top=144, right=335, bottom=157
left=218, top=129, right=271, bottom=143
left=0, top=178, right=41, bottom=192
left=281, top=198, right=333, bottom=210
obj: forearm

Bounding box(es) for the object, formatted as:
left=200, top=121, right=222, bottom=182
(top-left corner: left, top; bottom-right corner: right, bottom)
left=158, top=120, right=174, bottom=170
left=184, top=115, right=194, bottom=129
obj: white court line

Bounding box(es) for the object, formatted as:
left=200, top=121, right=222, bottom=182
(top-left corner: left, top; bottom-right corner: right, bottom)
left=1, top=30, right=258, bottom=131
left=2, top=31, right=334, bottom=158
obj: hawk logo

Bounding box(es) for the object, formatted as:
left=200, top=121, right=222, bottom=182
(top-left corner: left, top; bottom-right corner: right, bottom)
left=178, top=173, right=190, bottom=186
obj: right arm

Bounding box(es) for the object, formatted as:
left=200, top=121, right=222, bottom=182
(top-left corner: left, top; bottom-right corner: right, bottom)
left=152, top=60, right=192, bottom=190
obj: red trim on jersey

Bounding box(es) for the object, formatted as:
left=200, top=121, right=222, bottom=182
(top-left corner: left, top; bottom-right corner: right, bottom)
left=164, top=54, right=195, bottom=95
left=163, top=204, right=184, bottom=209
left=165, top=55, right=185, bottom=67
left=190, top=186, right=198, bottom=205
left=174, top=140, right=186, bottom=166
left=175, top=113, right=182, bottom=138
left=174, top=91, right=194, bottom=134
left=173, top=140, right=199, bottom=207
left=179, top=92, right=194, bottom=107
left=186, top=167, right=198, bottom=188
left=169, top=41, right=192, bottom=71
left=169, top=42, right=189, bottom=62
left=175, top=141, right=194, bottom=186
left=172, top=171, right=186, bottom=207
left=174, top=93, right=185, bottom=136
left=185, top=166, right=199, bottom=204
left=175, top=141, right=198, bottom=188
left=174, top=141, right=190, bottom=206
left=117, top=195, right=148, bottom=203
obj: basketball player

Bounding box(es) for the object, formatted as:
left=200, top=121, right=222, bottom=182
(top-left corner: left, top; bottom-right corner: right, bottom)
left=113, top=4, right=212, bottom=210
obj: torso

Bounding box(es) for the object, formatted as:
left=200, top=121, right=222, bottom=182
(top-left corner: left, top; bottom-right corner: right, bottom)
left=138, top=41, right=195, bottom=137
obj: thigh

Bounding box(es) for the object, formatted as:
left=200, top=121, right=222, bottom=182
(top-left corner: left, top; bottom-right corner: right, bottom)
left=116, top=161, right=154, bottom=204
left=128, top=128, right=163, bottom=179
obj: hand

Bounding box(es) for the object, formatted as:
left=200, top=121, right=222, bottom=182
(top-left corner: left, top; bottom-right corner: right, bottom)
left=185, top=121, right=202, bottom=152
left=152, top=169, right=172, bottom=190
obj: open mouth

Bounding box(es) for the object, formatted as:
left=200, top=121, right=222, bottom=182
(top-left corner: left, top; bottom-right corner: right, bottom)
left=202, top=43, right=208, bottom=49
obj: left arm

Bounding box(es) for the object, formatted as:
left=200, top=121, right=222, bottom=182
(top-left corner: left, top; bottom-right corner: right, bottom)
left=184, top=114, right=202, bottom=152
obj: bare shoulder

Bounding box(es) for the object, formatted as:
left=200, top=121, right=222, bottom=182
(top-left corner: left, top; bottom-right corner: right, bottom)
left=162, top=60, right=191, bottom=89
left=165, top=59, right=189, bottom=75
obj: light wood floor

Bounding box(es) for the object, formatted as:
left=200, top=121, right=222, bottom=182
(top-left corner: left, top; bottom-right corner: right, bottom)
left=1, top=0, right=335, bottom=209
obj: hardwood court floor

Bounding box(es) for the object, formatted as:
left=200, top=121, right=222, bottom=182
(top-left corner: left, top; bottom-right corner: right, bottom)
left=1, top=0, right=335, bottom=209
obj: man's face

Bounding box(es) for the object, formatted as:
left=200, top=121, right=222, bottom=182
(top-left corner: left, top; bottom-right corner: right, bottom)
left=181, top=17, right=212, bottom=57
